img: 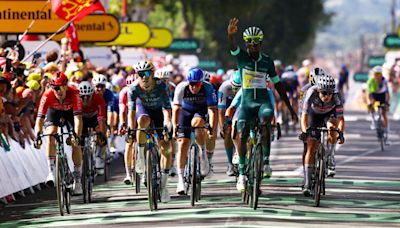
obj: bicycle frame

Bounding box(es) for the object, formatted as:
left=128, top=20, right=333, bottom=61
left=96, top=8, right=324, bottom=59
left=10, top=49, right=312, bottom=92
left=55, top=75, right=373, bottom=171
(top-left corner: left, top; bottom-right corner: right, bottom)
left=370, top=102, right=385, bottom=151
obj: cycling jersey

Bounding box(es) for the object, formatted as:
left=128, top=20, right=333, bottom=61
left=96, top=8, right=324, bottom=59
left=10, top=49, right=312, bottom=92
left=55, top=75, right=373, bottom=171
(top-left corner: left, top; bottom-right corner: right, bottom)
left=112, top=92, right=119, bottom=113
left=119, top=86, right=129, bottom=115
left=367, top=77, right=388, bottom=94
left=218, top=80, right=234, bottom=109
left=37, top=85, right=82, bottom=118
left=102, top=88, right=114, bottom=112
left=173, top=81, right=217, bottom=111
left=302, top=85, right=343, bottom=117
left=166, top=81, right=176, bottom=102
left=128, top=78, right=171, bottom=111
left=82, top=93, right=106, bottom=121
left=281, top=71, right=299, bottom=97
left=299, top=83, right=313, bottom=109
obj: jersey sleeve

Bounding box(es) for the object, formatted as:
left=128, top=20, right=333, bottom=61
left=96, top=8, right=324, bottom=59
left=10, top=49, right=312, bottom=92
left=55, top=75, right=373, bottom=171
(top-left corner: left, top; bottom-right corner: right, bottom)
left=173, top=82, right=186, bottom=106
left=334, top=94, right=344, bottom=117
left=205, top=83, right=217, bottom=107
left=96, top=94, right=106, bottom=121
left=159, top=81, right=172, bottom=110
left=302, top=86, right=315, bottom=113
left=72, top=89, right=82, bottom=115
left=127, top=85, right=137, bottom=111
left=217, top=83, right=229, bottom=109
left=268, top=58, right=280, bottom=84
left=37, top=90, right=50, bottom=118
left=119, top=89, right=128, bottom=114
left=230, top=89, right=242, bottom=109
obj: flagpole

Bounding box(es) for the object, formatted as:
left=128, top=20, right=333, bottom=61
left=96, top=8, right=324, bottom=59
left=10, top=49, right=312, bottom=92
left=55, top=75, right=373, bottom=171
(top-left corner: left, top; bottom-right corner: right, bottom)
left=18, top=0, right=51, bottom=43
left=21, top=21, right=72, bottom=62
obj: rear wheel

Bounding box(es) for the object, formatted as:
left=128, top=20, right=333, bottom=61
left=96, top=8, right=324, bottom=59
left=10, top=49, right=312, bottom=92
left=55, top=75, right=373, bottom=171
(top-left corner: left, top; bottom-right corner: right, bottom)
left=55, top=155, right=64, bottom=216
left=189, top=144, right=197, bottom=207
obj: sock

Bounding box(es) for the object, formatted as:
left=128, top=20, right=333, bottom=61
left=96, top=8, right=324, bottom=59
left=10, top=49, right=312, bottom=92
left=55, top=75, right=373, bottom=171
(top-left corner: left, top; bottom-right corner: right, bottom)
left=263, top=146, right=270, bottom=165
left=177, top=168, right=184, bottom=183
left=304, top=164, right=314, bottom=187
left=239, top=154, right=246, bottom=175
left=225, top=147, right=233, bottom=164
left=47, top=156, right=56, bottom=173
left=207, top=149, right=214, bottom=160
left=138, top=144, right=145, bottom=160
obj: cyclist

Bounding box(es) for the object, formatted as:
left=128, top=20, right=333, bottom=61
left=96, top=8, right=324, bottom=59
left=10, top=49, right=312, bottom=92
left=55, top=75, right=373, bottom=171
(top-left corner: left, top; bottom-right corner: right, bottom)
left=227, top=18, right=298, bottom=192
left=298, top=59, right=311, bottom=87
left=218, top=70, right=240, bottom=176
left=281, top=65, right=300, bottom=117
left=300, top=74, right=345, bottom=196
left=34, top=71, right=83, bottom=194
left=338, top=64, right=349, bottom=99
left=173, top=67, right=217, bottom=194
left=155, top=69, right=178, bottom=177
left=366, top=66, right=391, bottom=144
left=78, top=81, right=107, bottom=175
left=127, top=61, right=173, bottom=203
left=119, top=74, right=136, bottom=185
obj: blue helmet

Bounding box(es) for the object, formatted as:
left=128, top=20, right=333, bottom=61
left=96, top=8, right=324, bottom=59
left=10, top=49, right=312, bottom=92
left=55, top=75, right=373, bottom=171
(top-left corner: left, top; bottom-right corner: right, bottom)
left=187, top=67, right=204, bottom=82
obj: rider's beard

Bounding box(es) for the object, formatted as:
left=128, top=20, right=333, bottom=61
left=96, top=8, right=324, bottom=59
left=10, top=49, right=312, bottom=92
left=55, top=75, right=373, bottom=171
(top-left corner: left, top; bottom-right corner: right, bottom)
left=141, top=78, right=154, bottom=91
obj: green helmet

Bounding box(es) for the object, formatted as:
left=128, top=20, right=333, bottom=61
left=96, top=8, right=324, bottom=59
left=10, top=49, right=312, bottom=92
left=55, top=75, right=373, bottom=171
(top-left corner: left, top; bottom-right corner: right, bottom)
left=243, top=26, right=264, bottom=42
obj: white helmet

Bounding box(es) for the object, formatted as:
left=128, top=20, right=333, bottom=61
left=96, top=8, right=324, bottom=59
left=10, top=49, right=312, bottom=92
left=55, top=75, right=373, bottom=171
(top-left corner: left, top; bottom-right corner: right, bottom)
left=92, top=74, right=107, bottom=86
left=155, top=69, right=171, bottom=79
left=310, top=67, right=326, bottom=85
left=78, top=81, right=94, bottom=96
left=317, top=74, right=336, bottom=93
left=135, top=60, right=154, bottom=72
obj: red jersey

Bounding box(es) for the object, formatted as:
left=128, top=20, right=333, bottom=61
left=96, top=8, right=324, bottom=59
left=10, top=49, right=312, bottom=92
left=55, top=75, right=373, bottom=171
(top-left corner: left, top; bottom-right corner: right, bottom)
left=37, top=86, right=82, bottom=118
left=82, top=93, right=106, bottom=121
left=119, top=86, right=129, bottom=115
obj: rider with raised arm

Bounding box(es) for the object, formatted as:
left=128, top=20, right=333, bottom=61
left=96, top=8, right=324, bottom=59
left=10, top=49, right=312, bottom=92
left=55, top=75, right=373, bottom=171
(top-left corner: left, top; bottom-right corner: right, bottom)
left=300, top=74, right=345, bottom=196
left=127, top=61, right=173, bottom=203
left=227, top=18, right=298, bottom=192
left=172, top=67, right=217, bottom=195
left=34, top=71, right=83, bottom=194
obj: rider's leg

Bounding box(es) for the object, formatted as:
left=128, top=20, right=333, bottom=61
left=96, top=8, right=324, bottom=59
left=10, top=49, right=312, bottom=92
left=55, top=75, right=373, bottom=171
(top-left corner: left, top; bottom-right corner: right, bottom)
left=192, top=117, right=209, bottom=176
left=176, top=137, right=190, bottom=194
left=45, top=125, right=58, bottom=183
left=224, top=125, right=234, bottom=175
left=159, top=139, right=171, bottom=202
left=135, top=115, right=151, bottom=174
left=259, top=99, right=274, bottom=178
left=303, top=138, right=317, bottom=195
left=123, top=141, right=134, bottom=184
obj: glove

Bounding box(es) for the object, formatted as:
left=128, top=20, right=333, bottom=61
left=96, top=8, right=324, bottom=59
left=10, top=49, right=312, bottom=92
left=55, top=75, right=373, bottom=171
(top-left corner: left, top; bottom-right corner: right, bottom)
left=298, top=132, right=308, bottom=141
left=119, top=123, right=127, bottom=136
left=164, top=121, right=172, bottom=133
left=34, top=132, right=42, bottom=149
left=125, top=128, right=135, bottom=143
left=338, top=131, right=345, bottom=144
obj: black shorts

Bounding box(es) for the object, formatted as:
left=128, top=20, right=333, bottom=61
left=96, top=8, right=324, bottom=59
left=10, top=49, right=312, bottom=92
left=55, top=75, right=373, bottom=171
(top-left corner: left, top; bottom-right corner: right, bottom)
left=136, top=104, right=164, bottom=138
left=371, top=93, right=386, bottom=105
left=82, top=115, right=99, bottom=136
left=177, top=108, right=207, bottom=138
left=307, top=108, right=336, bottom=139
left=44, top=108, right=74, bottom=129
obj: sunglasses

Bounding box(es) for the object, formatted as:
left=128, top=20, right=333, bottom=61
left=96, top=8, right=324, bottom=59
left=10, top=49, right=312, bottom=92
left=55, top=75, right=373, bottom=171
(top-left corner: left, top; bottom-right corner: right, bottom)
left=320, top=91, right=333, bottom=96
left=137, top=70, right=153, bottom=78
left=96, top=84, right=105, bottom=89
left=244, top=36, right=263, bottom=44
left=51, top=85, right=62, bottom=91
left=189, top=82, right=202, bottom=87
left=80, top=95, right=91, bottom=99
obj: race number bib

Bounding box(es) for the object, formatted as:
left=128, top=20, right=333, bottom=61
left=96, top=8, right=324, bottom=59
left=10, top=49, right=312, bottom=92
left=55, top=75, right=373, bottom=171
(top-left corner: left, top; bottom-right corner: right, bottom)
left=242, top=69, right=267, bottom=89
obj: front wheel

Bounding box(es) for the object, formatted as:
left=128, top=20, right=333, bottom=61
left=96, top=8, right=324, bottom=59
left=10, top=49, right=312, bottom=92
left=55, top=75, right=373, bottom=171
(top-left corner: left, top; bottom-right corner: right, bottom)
left=252, top=144, right=263, bottom=210
left=189, top=144, right=197, bottom=207
left=314, top=146, right=325, bottom=207
left=55, top=155, right=65, bottom=216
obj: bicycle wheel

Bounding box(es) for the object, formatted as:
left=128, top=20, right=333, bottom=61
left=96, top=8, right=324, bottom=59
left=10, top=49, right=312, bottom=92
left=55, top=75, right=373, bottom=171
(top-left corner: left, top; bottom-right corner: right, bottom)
left=146, top=149, right=156, bottom=211
left=252, top=144, right=263, bottom=210
left=153, top=148, right=160, bottom=210
left=88, top=146, right=95, bottom=203
left=189, top=144, right=197, bottom=206
left=247, top=152, right=255, bottom=207
left=55, top=155, right=65, bottom=216
left=314, top=145, right=325, bottom=207
left=82, top=147, right=89, bottom=203
left=103, top=148, right=108, bottom=182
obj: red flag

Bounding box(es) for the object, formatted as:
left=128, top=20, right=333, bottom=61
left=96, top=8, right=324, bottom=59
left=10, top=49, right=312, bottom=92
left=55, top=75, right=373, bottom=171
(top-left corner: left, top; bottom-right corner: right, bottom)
left=51, top=0, right=106, bottom=21
left=65, top=22, right=79, bottom=52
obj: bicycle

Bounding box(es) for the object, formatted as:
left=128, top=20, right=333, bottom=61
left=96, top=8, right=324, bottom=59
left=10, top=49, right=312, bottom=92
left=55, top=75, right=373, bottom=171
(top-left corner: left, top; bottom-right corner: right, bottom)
left=81, top=130, right=97, bottom=203
left=36, top=120, right=76, bottom=216
left=127, top=127, right=167, bottom=211
left=177, top=124, right=212, bottom=207
left=241, top=121, right=281, bottom=210
left=369, top=102, right=386, bottom=151
left=310, top=127, right=340, bottom=207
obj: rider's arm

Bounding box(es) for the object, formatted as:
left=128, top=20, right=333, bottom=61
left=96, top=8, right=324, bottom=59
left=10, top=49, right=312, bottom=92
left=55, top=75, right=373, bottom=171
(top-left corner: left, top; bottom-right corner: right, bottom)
left=217, top=86, right=227, bottom=130
left=172, top=104, right=181, bottom=130
left=119, top=91, right=128, bottom=125
left=274, top=81, right=297, bottom=119
left=127, top=88, right=137, bottom=130
left=300, top=112, right=308, bottom=133
left=172, top=82, right=185, bottom=130
left=227, top=18, right=238, bottom=52
left=206, top=83, right=218, bottom=132
left=74, top=115, right=83, bottom=137
left=72, top=89, right=83, bottom=136
left=96, top=94, right=107, bottom=134
left=208, top=106, right=218, bottom=132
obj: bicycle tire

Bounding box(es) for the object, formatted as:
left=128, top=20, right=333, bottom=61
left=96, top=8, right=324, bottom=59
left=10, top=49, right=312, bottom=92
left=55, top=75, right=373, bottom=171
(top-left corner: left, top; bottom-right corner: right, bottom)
left=314, top=145, right=325, bottom=207
left=103, top=148, right=108, bottom=182
left=88, top=145, right=95, bottom=203
left=82, top=147, right=89, bottom=203
left=146, top=149, right=155, bottom=211
left=153, top=148, right=160, bottom=210
left=55, top=155, right=65, bottom=216
left=253, top=144, right=263, bottom=210
left=65, top=185, right=71, bottom=214
left=247, top=150, right=255, bottom=208
left=189, top=144, right=197, bottom=207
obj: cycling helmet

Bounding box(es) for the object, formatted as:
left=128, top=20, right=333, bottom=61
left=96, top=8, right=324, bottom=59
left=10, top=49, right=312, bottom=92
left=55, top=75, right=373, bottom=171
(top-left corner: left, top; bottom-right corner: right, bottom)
left=78, top=81, right=94, bottom=96
left=111, top=75, right=126, bottom=87
left=310, top=67, right=326, bottom=85
left=106, top=82, right=113, bottom=90
left=26, top=80, right=41, bottom=91
left=243, top=26, right=264, bottom=41
left=155, top=69, right=171, bottom=79
left=285, top=65, right=294, bottom=72
left=274, top=60, right=282, bottom=67
left=135, top=60, right=154, bottom=72
left=230, top=70, right=241, bottom=88
left=126, top=74, right=135, bottom=86
left=187, top=67, right=204, bottom=82
left=371, top=65, right=383, bottom=74
left=50, top=71, right=68, bottom=86
left=203, top=71, right=211, bottom=81
left=217, top=68, right=225, bottom=76
left=210, top=73, right=222, bottom=85
left=317, top=74, right=335, bottom=93
left=92, top=74, right=107, bottom=86
left=27, top=72, right=42, bottom=81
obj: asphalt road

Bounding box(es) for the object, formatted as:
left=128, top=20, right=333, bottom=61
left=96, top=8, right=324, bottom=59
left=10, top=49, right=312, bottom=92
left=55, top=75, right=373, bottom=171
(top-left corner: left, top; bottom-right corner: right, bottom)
left=1, top=111, right=400, bottom=228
